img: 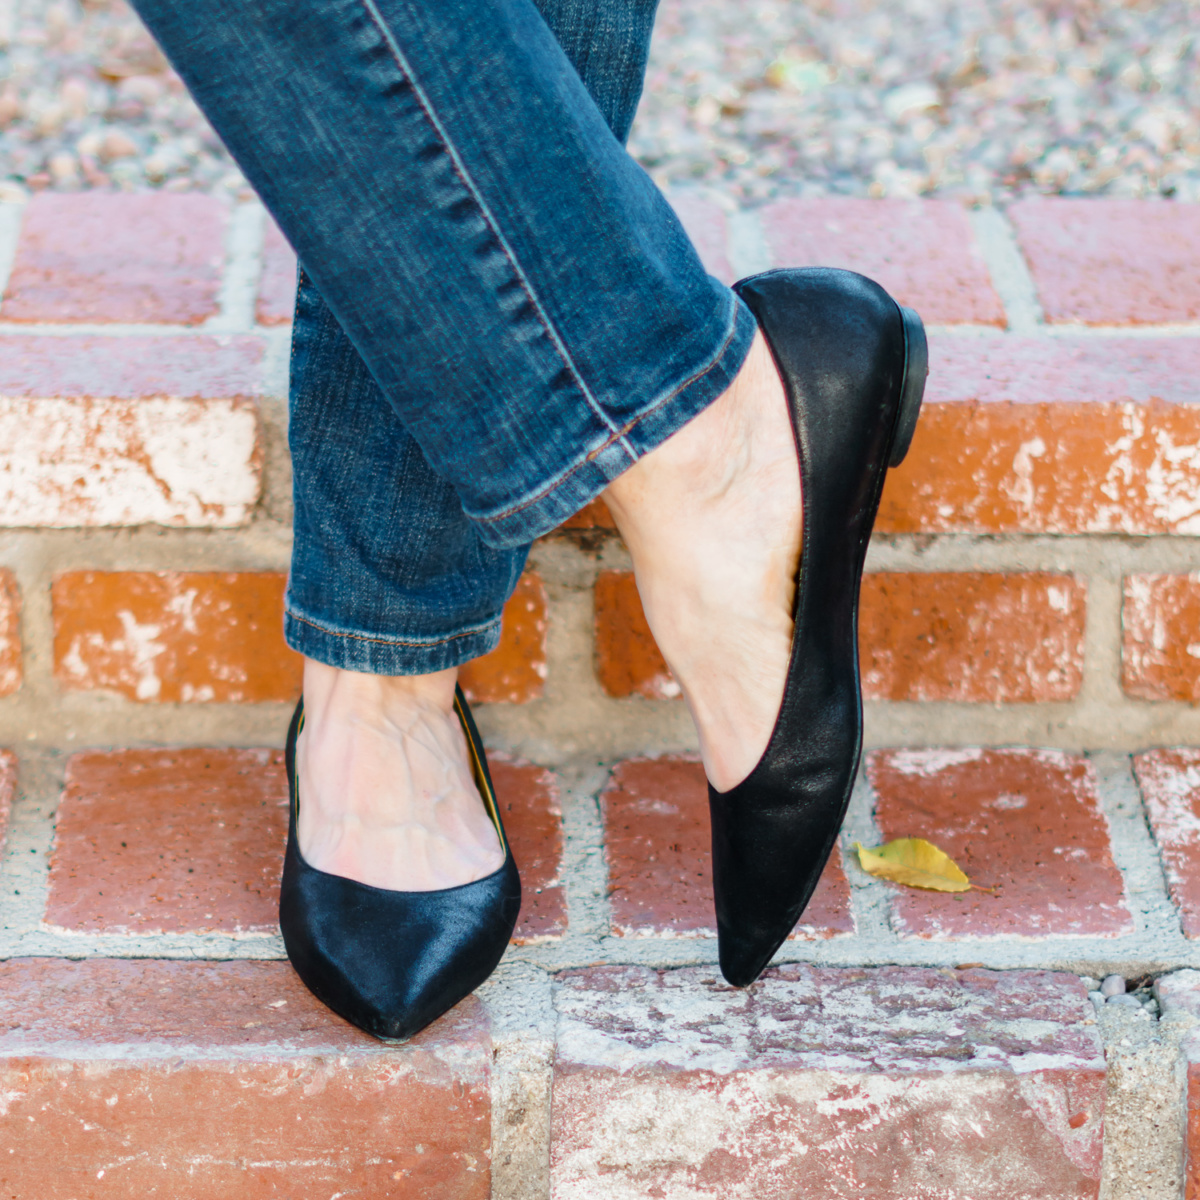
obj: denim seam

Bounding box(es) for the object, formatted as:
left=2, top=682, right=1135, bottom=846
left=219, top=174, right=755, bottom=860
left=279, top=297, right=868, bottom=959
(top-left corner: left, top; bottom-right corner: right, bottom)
left=476, top=290, right=745, bottom=524
left=286, top=606, right=502, bottom=648
left=357, top=0, right=637, bottom=459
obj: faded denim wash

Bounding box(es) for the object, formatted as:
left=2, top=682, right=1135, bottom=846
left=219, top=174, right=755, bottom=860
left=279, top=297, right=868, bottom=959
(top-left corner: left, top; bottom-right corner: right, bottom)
left=130, top=0, right=757, bottom=671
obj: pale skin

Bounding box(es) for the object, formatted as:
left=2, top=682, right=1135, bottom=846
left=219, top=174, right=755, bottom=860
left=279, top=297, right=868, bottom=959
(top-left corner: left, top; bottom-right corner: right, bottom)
left=296, top=330, right=801, bottom=889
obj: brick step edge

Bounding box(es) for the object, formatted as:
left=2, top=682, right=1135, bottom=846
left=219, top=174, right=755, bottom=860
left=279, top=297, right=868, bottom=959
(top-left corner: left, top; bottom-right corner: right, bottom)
left=7, top=957, right=1198, bottom=1199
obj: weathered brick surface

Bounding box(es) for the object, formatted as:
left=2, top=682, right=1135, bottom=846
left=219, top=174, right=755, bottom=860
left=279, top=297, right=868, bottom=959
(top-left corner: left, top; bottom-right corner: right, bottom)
left=868, top=749, right=1133, bottom=939
left=0, top=569, right=20, bottom=696
left=1123, top=575, right=1200, bottom=702
left=460, top=573, right=547, bottom=705
left=256, top=218, right=297, bottom=325
left=759, top=197, right=1005, bottom=325
left=668, top=192, right=734, bottom=283
left=601, top=757, right=853, bottom=938
left=47, top=748, right=288, bottom=934
left=594, top=570, right=676, bottom=700
left=0, top=395, right=262, bottom=527
left=861, top=572, right=1086, bottom=703
left=491, top=757, right=566, bottom=942
left=0, top=750, right=15, bottom=859
left=0, top=333, right=264, bottom=396
left=0, top=333, right=263, bottom=528
left=878, top=337, right=1200, bottom=535
left=0, top=958, right=491, bottom=1199
left=1, top=193, right=227, bottom=324
left=596, top=569, right=1086, bottom=705
left=53, top=571, right=300, bottom=703
left=553, top=964, right=1104, bottom=1199
left=1133, top=751, right=1200, bottom=938
left=1009, top=198, right=1200, bottom=325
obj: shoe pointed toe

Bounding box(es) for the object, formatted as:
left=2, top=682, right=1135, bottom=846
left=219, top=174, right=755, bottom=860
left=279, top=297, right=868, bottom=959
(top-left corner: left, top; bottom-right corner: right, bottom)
left=280, top=846, right=521, bottom=1040
left=279, top=689, right=522, bottom=1041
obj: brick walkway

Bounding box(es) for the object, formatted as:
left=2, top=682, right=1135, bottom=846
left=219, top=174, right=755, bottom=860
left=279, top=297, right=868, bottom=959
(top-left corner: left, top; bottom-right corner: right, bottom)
left=3, top=192, right=1200, bottom=1196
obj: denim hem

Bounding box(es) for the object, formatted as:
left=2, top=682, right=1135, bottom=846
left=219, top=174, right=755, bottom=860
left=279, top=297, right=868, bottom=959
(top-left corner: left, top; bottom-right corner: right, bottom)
left=284, top=606, right=503, bottom=675
left=472, top=292, right=758, bottom=548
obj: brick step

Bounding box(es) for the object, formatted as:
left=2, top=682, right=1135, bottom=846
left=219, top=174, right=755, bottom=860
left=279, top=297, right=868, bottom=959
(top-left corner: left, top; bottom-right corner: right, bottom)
left=2, top=193, right=1200, bottom=760
left=7, top=742, right=1200, bottom=971
left=0, top=957, right=1115, bottom=1198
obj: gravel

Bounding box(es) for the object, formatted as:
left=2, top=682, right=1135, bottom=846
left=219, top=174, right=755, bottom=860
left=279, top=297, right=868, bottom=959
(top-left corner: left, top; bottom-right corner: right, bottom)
left=1, top=0, right=1197, bottom=203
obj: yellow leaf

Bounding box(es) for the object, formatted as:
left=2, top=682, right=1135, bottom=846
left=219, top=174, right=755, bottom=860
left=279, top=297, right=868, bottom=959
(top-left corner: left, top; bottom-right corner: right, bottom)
left=853, top=838, right=973, bottom=892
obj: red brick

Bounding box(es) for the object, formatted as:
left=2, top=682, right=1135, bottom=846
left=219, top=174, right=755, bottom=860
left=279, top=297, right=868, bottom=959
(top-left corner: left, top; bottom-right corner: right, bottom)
left=879, top=336, right=1200, bottom=535
left=868, top=749, right=1133, bottom=939
left=759, top=197, right=1004, bottom=325
left=1009, top=198, right=1200, bottom=325
left=594, top=570, right=676, bottom=700
left=46, top=748, right=288, bottom=934
left=491, top=758, right=565, bottom=942
left=1133, top=752, right=1200, bottom=938
left=1123, top=575, right=1200, bottom=702
left=53, top=571, right=299, bottom=703
left=0, top=751, right=15, bottom=859
left=0, top=570, right=19, bottom=696
left=256, top=217, right=297, bottom=325
left=861, top=572, right=1086, bottom=702
left=47, top=745, right=562, bottom=944
left=558, top=495, right=616, bottom=532
left=553, top=964, right=1104, bottom=1199
left=0, top=958, right=490, bottom=1199
left=0, top=333, right=264, bottom=397
left=1, top=193, right=227, bottom=324
left=459, top=572, right=547, bottom=705
left=669, top=192, right=734, bottom=283
left=601, top=757, right=853, bottom=938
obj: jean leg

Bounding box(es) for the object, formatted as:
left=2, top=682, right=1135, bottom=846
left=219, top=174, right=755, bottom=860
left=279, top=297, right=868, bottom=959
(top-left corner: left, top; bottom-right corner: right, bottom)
left=286, top=0, right=663, bottom=672
left=130, top=0, right=756, bottom=549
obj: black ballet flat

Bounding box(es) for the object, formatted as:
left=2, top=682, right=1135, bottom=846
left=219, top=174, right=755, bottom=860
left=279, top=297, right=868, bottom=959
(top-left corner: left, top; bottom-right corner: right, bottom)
left=279, top=687, right=521, bottom=1040
left=711, top=268, right=928, bottom=987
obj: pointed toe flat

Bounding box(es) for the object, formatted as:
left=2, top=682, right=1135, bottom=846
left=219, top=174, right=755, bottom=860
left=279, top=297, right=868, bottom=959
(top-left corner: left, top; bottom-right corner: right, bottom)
left=279, top=687, right=522, bottom=1040
left=711, top=267, right=927, bottom=988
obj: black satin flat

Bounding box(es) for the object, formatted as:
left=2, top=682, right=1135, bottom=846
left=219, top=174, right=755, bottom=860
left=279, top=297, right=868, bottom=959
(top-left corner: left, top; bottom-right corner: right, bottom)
left=711, top=267, right=927, bottom=987
left=279, top=687, right=521, bottom=1040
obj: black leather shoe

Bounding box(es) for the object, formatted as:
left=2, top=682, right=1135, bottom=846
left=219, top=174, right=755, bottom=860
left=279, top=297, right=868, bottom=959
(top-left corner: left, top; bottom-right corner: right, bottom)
left=279, top=686, right=522, bottom=1040
left=710, top=268, right=927, bottom=987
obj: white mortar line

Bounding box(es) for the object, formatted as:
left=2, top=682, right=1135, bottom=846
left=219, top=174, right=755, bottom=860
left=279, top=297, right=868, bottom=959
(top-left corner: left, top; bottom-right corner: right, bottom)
left=968, top=207, right=1044, bottom=334
left=0, top=201, right=26, bottom=300
left=839, top=764, right=897, bottom=943
left=0, top=749, right=59, bottom=939
left=727, top=209, right=772, bottom=279
left=1091, top=752, right=1182, bottom=944
left=204, top=201, right=266, bottom=334
left=259, top=323, right=294, bottom=398
left=556, top=761, right=613, bottom=942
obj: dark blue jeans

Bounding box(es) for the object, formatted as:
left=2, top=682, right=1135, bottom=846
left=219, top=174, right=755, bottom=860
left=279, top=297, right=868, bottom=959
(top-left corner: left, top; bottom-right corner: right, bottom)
left=132, top=0, right=757, bottom=672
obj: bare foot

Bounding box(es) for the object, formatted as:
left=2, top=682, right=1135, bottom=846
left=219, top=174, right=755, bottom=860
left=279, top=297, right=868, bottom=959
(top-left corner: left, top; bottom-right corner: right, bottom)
left=295, top=660, right=505, bottom=890
left=603, top=330, right=801, bottom=792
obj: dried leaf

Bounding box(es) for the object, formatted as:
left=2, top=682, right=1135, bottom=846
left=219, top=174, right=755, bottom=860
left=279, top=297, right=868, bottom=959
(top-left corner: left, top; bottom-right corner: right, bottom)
left=853, top=838, right=972, bottom=892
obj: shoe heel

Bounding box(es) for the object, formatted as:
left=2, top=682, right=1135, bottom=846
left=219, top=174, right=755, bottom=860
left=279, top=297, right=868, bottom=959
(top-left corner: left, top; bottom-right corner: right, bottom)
left=888, top=305, right=928, bottom=467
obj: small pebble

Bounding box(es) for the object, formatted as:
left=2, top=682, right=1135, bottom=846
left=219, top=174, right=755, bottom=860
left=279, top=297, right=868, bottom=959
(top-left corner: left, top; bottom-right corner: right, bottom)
left=1088, top=991, right=1105, bottom=1011
left=1106, top=993, right=1141, bottom=1009
left=1079, top=976, right=1100, bottom=992
left=1100, top=974, right=1126, bottom=997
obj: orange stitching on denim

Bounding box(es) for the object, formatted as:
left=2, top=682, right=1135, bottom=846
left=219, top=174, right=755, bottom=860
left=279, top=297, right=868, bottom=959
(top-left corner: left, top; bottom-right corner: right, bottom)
left=286, top=607, right=501, bottom=649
